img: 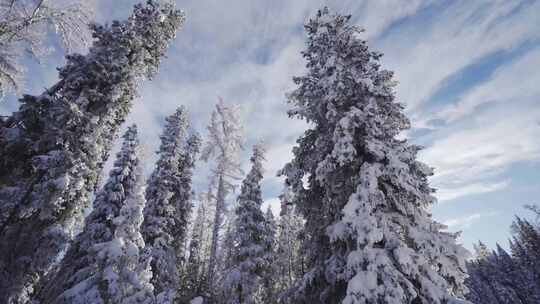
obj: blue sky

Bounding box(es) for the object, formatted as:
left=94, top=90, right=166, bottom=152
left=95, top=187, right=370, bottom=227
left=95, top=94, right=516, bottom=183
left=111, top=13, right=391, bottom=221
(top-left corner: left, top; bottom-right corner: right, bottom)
left=1, top=0, right=539, bottom=252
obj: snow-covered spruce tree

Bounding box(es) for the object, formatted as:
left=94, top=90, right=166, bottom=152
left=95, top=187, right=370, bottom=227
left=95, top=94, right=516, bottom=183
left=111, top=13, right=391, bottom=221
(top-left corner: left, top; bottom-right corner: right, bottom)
left=201, top=99, right=244, bottom=293
left=465, top=218, right=540, bottom=304
left=464, top=247, right=500, bottom=304
left=220, top=144, right=272, bottom=304
left=142, top=106, right=201, bottom=303
left=524, top=204, right=540, bottom=227
left=259, top=207, right=278, bottom=303
left=279, top=8, right=469, bottom=304
left=275, top=188, right=305, bottom=295
left=493, top=245, right=535, bottom=304
left=219, top=216, right=237, bottom=274
left=183, top=202, right=206, bottom=299
left=0, top=1, right=183, bottom=302
left=215, top=212, right=238, bottom=299
left=471, top=247, right=524, bottom=304
left=509, top=217, right=540, bottom=303
left=511, top=217, right=540, bottom=281
left=36, top=125, right=154, bottom=304
left=181, top=190, right=216, bottom=302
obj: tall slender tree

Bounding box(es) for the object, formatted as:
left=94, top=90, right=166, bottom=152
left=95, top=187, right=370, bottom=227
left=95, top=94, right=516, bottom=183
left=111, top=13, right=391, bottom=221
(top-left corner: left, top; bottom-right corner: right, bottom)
left=275, top=189, right=305, bottom=296
left=182, top=200, right=207, bottom=301
left=36, top=125, right=154, bottom=304
left=280, top=8, right=469, bottom=303
left=0, top=1, right=183, bottom=301
left=216, top=211, right=238, bottom=299
left=182, top=189, right=216, bottom=302
left=201, top=98, right=244, bottom=293
left=220, top=144, right=271, bottom=304
left=142, top=107, right=201, bottom=303
left=259, top=207, right=278, bottom=303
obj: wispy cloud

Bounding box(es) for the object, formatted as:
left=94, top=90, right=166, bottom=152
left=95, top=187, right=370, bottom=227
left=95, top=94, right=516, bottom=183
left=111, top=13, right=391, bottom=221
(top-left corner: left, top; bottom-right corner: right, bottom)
left=418, top=47, right=540, bottom=201
left=436, top=47, right=540, bottom=123
left=443, top=211, right=499, bottom=230
left=420, top=105, right=540, bottom=198
left=378, top=0, right=540, bottom=115
left=436, top=180, right=510, bottom=202
left=2, top=0, right=539, bottom=249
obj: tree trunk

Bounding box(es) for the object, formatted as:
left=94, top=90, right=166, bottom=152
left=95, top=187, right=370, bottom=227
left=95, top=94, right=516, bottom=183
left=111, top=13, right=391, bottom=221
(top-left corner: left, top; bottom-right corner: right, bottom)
left=206, top=174, right=226, bottom=296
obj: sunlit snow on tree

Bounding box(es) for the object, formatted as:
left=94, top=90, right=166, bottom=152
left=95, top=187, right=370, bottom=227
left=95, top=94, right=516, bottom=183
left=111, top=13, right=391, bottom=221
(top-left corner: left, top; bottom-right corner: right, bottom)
left=0, top=1, right=184, bottom=301
left=280, top=7, right=470, bottom=304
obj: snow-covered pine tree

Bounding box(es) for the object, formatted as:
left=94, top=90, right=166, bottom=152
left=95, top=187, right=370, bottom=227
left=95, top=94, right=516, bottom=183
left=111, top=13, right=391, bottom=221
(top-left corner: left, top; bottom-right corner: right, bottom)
left=201, top=99, right=244, bottom=293
left=0, top=1, right=184, bottom=302
left=36, top=125, right=154, bottom=304
left=142, top=107, right=201, bottom=303
left=220, top=143, right=270, bottom=304
left=279, top=8, right=469, bottom=304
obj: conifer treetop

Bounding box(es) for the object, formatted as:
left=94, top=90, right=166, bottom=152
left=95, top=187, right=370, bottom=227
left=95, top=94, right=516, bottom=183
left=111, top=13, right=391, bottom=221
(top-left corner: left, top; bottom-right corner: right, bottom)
left=281, top=7, right=469, bottom=304
left=0, top=1, right=184, bottom=301
left=201, top=98, right=245, bottom=187
left=37, top=125, right=154, bottom=304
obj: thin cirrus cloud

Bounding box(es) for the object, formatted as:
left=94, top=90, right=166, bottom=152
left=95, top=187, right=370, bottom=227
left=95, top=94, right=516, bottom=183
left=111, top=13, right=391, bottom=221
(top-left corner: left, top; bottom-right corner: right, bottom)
left=1, top=0, right=539, bottom=249
left=377, top=0, right=540, bottom=116
left=443, top=211, right=499, bottom=231
left=436, top=47, right=540, bottom=123
left=112, top=0, right=437, bottom=193
left=418, top=48, right=540, bottom=201
left=436, top=180, right=510, bottom=203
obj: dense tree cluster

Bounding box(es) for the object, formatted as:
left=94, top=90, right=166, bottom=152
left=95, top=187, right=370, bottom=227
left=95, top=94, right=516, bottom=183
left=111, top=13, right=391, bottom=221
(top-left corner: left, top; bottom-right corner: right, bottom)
left=1, top=1, right=533, bottom=304
left=37, top=125, right=154, bottom=304
left=465, top=215, right=540, bottom=304
left=142, top=106, right=201, bottom=303
left=219, top=144, right=275, bottom=304
left=0, top=1, right=183, bottom=302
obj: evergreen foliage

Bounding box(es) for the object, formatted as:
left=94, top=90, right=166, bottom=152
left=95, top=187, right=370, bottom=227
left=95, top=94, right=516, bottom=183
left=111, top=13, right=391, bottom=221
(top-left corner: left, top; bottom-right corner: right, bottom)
left=260, top=207, right=278, bottom=303
left=0, top=1, right=183, bottom=301
left=142, top=107, right=201, bottom=303
left=36, top=125, right=154, bottom=304
left=466, top=216, right=540, bottom=304
left=275, top=189, right=305, bottom=297
left=201, top=99, right=244, bottom=295
left=181, top=190, right=216, bottom=302
left=2, top=2, right=538, bottom=304
left=0, top=0, right=95, bottom=99
left=220, top=144, right=272, bottom=304
left=279, top=7, right=469, bottom=304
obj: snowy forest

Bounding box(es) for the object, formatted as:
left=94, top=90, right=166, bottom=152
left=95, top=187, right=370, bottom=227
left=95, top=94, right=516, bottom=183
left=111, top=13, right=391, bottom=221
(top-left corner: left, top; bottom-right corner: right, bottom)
left=0, top=0, right=539, bottom=304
